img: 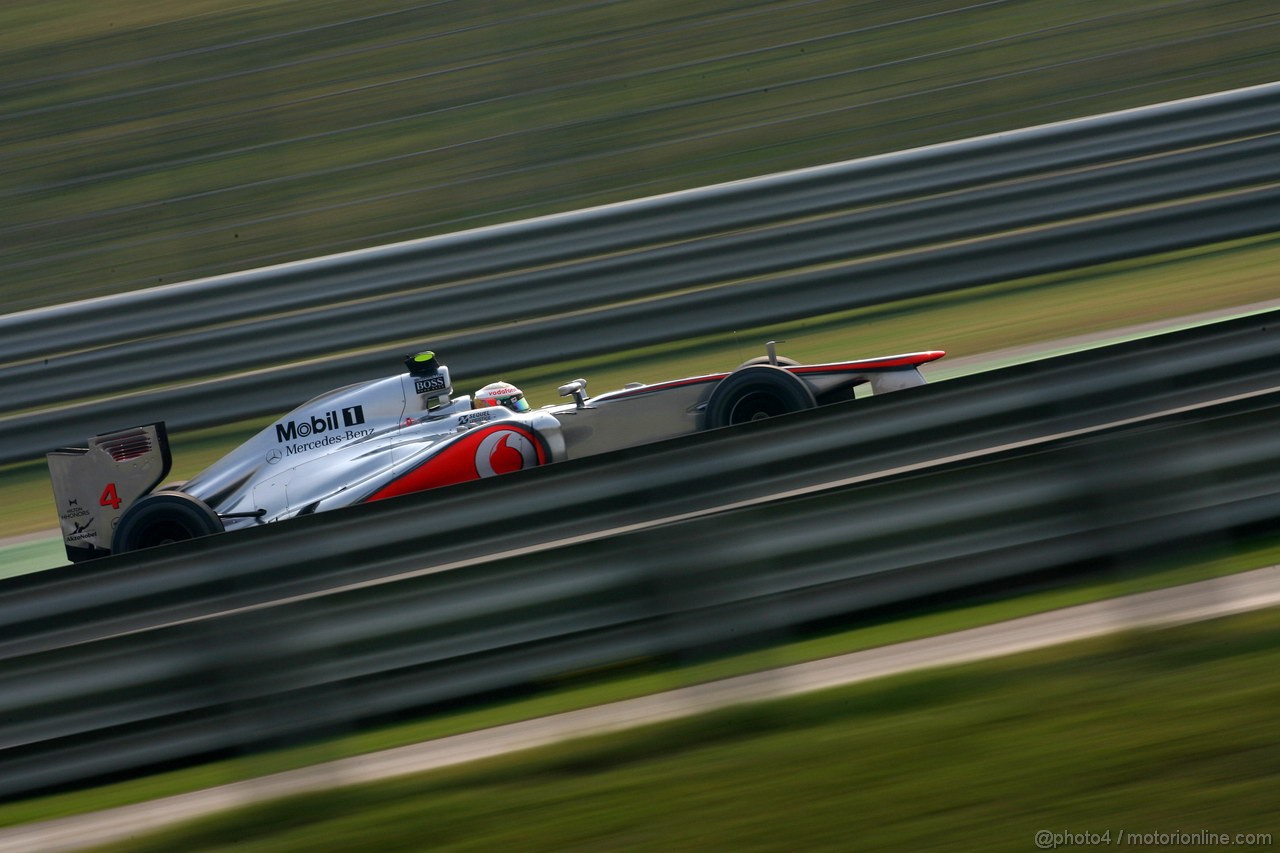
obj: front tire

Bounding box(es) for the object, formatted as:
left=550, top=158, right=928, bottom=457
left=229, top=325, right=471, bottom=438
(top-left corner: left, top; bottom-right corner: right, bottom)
left=736, top=355, right=800, bottom=369
left=111, top=490, right=225, bottom=554
left=705, top=365, right=816, bottom=428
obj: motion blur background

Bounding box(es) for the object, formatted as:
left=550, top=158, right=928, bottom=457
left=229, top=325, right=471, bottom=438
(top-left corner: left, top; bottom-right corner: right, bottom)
left=1, top=2, right=1279, bottom=850
left=2, top=0, right=1275, bottom=308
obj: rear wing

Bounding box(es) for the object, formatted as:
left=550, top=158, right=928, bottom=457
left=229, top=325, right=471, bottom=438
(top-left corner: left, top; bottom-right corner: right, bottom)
left=47, top=423, right=172, bottom=563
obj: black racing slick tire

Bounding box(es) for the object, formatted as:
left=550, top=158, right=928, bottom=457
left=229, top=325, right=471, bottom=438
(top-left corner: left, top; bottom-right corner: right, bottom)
left=111, top=490, right=225, bottom=554
left=705, top=364, right=816, bottom=429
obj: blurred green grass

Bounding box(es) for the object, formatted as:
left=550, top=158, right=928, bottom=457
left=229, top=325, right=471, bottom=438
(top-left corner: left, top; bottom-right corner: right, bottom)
left=83, top=606, right=1280, bottom=852
left=1, top=0, right=1276, bottom=308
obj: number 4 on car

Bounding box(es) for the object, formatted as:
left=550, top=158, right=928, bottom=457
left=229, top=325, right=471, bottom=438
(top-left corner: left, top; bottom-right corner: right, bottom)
left=99, top=483, right=122, bottom=510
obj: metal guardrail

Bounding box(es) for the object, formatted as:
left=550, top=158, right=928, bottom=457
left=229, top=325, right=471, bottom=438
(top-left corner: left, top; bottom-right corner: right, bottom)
left=1, top=83, right=1278, bottom=464
left=8, top=81, right=1279, bottom=361
left=6, top=132, right=1280, bottom=416
left=1, top=312, right=1278, bottom=799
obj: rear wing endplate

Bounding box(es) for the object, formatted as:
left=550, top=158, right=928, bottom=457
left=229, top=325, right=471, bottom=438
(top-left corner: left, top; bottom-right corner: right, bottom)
left=47, top=423, right=172, bottom=563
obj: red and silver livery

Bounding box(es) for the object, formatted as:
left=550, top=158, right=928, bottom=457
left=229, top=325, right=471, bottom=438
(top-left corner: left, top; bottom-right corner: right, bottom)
left=47, top=345, right=943, bottom=561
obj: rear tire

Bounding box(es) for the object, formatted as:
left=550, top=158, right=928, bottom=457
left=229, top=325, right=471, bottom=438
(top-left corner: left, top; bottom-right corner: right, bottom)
left=705, top=365, right=816, bottom=428
left=111, top=490, right=224, bottom=554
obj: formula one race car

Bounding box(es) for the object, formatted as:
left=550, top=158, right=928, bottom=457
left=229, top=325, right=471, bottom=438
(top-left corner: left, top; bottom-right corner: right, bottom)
left=48, top=345, right=943, bottom=561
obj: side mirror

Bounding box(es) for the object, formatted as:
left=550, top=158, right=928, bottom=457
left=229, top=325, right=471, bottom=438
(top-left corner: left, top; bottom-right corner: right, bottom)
left=557, top=378, right=590, bottom=409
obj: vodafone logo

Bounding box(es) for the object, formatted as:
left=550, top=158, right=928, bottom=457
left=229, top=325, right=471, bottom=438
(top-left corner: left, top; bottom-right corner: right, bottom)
left=365, top=425, right=547, bottom=503
left=475, top=430, right=540, bottom=477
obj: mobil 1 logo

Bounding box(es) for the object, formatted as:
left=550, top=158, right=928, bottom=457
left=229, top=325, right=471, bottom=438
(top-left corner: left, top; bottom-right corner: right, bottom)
left=275, top=405, right=366, bottom=443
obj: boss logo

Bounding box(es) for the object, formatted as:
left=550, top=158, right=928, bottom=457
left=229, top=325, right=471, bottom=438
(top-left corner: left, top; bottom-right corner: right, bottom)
left=276, top=405, right=365, bottom=443
left=415, top=374, right=447, bottom=395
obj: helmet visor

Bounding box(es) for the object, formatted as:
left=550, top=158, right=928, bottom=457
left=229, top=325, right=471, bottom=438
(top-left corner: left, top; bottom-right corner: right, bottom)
left=509, top=394, right=530, bottom=413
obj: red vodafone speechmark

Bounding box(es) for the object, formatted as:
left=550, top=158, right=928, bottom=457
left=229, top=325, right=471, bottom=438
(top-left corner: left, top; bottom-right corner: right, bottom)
left=475, top=429, right=538, bottom=477
left=487, top=434, right=525, bottom=475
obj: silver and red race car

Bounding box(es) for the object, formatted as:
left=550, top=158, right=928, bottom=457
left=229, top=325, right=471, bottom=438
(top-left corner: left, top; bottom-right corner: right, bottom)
left=48, top=345, right=944, bottom=561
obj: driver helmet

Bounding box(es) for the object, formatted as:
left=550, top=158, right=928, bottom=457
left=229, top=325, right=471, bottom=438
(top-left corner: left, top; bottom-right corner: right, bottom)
left=474, top=381, right=530, bottom=412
